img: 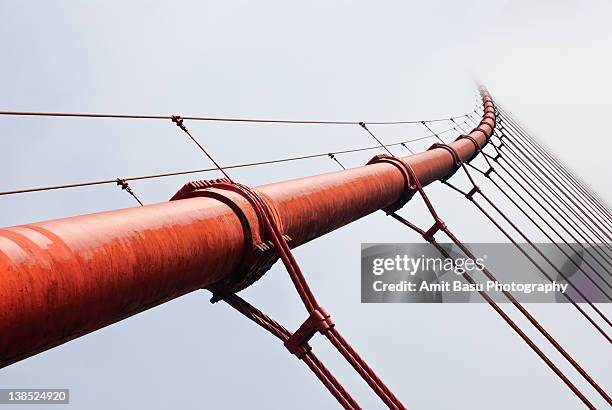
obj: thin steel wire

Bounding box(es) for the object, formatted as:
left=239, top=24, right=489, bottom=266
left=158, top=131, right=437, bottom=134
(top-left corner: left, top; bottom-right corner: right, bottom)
left=0, top=109, right=471, bottom=126
left=0, top=123, right=466, bottom=198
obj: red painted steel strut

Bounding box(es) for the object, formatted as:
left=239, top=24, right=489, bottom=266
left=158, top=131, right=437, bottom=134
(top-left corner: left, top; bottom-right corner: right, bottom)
left=0, top=93, right=495, bottom=370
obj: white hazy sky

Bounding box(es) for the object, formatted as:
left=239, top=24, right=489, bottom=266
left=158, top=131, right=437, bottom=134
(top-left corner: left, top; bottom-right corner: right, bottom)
left=0, top=1, right=610, bottom=409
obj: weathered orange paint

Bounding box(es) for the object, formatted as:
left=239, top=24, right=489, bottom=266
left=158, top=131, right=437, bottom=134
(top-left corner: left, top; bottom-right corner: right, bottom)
left=0, top=93, right=495, bottom=368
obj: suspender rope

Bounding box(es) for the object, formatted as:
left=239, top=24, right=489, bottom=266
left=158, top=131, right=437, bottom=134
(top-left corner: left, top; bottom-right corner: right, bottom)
left=479, top=137, right=612, bottom=289
left=462, top=142, right=612, bottom=302
left=500, top=109, right=612, bottom=223
left=471, top=109, right=612, bottom=245
left=434, top=142, right=611, bottom=340
left=366, top=154, right=598, bottom=409
left=438, top=143, right=611, bottom=402
left=494, top=105, right=612, bottom=224
left=222, top=294, right=361, bottom=410
left=206, top=181, right=406, bottom=410
left=497, top=122, right=612, bottom=246
left=486, top=132, right=612, bottom=271
left=464, top=114, right=612, bottom=274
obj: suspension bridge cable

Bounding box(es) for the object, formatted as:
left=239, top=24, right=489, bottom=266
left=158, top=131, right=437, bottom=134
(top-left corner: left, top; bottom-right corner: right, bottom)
left=0, top=124, right=465, bottom=198
left=5, top=93, right=610, bottom=405
left=0, top=109, right=471, bottom=126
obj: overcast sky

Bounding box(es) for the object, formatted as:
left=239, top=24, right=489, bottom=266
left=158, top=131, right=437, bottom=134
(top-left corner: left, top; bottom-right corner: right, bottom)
left=0, top=1, right=610, bottom=409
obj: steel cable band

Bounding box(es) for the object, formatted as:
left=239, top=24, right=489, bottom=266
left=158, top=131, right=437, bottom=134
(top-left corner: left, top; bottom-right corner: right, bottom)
left=171, top=178, right=406, bottom=409
left=426, top=142, right=463, bottom=181
left=366, top=154, right=416, bottom=213
left=170, top=178, right=288, bottom=297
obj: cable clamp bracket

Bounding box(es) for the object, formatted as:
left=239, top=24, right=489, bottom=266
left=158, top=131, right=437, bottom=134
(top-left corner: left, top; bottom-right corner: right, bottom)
left=171, top=115, right=187, bottom=132
left=116, top=178, right=137, bottom=196
left=284, top=307, right=335, bottom=358
left=422, top=220, right=446, bottom=243
left=465, top=186, right=480, bottom=200
left=116, top=178, right=130, bottom=191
